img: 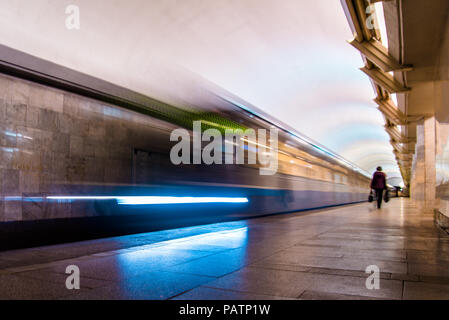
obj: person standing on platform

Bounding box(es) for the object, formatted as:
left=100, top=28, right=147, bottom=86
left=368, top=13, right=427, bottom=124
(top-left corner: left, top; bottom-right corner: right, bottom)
left=370, top=166, right=387, bottom=209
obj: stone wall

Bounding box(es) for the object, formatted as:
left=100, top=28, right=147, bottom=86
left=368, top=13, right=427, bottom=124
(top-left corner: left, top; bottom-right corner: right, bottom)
left=435, top=80, right=449, bottom=222
left=0, top=73, right=173, bottom=222
left=435, top=16, right=449, bottom=221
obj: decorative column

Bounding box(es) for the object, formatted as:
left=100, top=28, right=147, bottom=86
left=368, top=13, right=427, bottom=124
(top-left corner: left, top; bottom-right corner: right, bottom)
left=411, top=116, right=436, bottom=213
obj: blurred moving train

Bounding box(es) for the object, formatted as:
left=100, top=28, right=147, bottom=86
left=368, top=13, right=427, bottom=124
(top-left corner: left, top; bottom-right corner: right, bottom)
left=0, top=47, right=371, bottom=249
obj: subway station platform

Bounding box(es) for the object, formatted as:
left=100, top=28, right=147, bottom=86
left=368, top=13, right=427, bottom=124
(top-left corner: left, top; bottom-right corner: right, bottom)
left=1, top=198, right=449, bottom=300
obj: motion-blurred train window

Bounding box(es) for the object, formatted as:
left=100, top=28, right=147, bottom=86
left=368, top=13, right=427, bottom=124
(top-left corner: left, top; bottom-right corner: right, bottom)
left=132, top=149, right=166, bottom=184
left=133, top=149, right=151, bottom=184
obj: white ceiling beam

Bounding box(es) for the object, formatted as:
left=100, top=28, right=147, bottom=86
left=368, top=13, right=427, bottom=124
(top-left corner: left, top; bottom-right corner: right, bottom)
left=349, top=38, right=412, bottom=72
left=361, top=66, right=410, bottom=93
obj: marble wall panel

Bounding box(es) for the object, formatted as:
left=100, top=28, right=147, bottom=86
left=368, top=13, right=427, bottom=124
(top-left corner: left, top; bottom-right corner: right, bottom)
left=5, top=78, right=30, bottom=105
left=0, top=198, right=4, bottom=222
left=20, top=171, right=40, bottom=193
left=38, top=108, right=60, bottom=132
left=26, top=105, right=39, bottom=128
left=2, top=169, right=20, bottom=195
left=3, top=200, right=21, bottom=222
left=16, top=126, right=36, bottom=151
left=85, top=157, right=105, bottom=182
left=29, top=83, right=63, bottom=113
left=6, top=103, right=27, bottom=126
left=51, top=132, right=70, bottom=154
left=69, top=135, right=84, bottom=156
left=0, top=123, right=17, bottom=148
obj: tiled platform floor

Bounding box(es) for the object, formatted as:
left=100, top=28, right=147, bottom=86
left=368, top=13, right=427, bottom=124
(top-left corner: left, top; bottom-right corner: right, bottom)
left=1, top=198, right=449, bottom=300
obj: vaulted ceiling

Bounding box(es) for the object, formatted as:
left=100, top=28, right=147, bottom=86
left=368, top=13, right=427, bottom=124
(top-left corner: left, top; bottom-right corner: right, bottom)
left=0, top=0, right=403, bottom=184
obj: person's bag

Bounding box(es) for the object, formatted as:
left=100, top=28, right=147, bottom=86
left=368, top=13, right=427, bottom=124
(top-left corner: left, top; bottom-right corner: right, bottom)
left=368, top=190, right=374, bottom=203
left=383, top=189, right=390, bottom=203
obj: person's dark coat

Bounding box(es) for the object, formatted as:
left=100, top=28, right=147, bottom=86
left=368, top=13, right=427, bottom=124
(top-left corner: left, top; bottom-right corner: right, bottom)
left=370, top=171, right=386, bottom=189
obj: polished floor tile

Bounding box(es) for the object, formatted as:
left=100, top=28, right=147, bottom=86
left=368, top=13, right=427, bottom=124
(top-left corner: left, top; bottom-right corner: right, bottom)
left=1, top=198, right=449, bottom=299
left=403, top=281, right=449, bottom=300
left=0, top=274, right=86, bottom=300
left=172, top=286, right=296, bottom=300
left=62, top=271, right=213, bottom=300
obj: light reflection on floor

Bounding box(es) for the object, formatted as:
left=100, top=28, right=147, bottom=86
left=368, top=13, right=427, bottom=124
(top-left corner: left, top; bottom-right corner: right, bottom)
left=112, top=224, right=249, bottom=279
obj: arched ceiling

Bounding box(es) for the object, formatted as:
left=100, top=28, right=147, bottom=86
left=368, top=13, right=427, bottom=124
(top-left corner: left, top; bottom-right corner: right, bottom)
left=0, top=0, right=402, bottom=184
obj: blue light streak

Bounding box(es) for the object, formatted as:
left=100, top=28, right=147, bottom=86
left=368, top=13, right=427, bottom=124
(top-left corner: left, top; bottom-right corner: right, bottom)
left=46, top=195, right=249, bottom=205
left=4, top=196, right=44, bottom=202
left=116, top=196, right=249, bottom=205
